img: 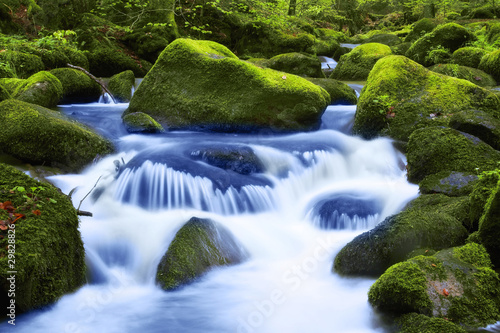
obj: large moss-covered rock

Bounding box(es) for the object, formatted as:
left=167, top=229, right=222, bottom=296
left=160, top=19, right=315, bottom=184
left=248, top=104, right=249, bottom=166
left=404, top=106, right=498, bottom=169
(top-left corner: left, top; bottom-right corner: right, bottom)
left=404, top=18, right=438, bottom=43
left=479, top=49, right=500, bottom=84
left=369, top=243, right=500, bottom=329
left=469, top=170, right=500, bottom=230
left=419, top=171, right=479, bottom=197
left=11, top=71, right=63, bottom=108
left=329, top=43, right=392, bottom=81
left=396, top=313, right=467, bottom=333
left=122, top=112, right=164, bottom=134
left=361, top=33, right=401, bottom=46
left=333, top=194, right=469, bottom=276
left=353, top=56, right=500, bottom=141
left=452, top=47, right=490, bottom=69
left=125, top=39, right=330, bottom=132
left=0, top=50, right=44, bottom=79
left=478, top=178, right=500, bottom=268
left=108, top=70, right=135, bottom=103
left=429, top=64, right=496, bottom=88
left=0, top=99, right=113, bottom=172
left=50, top=68, right=101, bottom=104
left=0, top=163, right=86, bottom=314
left=449, top=109, right=500, bottom=150
left=406, top=23, right=476, bottom=67
left=407, top=127, right=500, bottom=183
left=0, top=84, right=10, bottom=102
left=305, top=78, right=357, bottom=105
left=263, top=52, right=324, bottom=78
left=156, top=217, right=247, bottom=290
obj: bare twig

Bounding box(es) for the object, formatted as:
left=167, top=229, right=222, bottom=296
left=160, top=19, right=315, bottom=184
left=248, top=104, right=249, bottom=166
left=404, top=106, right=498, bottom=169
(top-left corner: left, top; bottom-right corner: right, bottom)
left=66, top=63, right=118, bottom=104
left=76, top=176, right=102, bottom=217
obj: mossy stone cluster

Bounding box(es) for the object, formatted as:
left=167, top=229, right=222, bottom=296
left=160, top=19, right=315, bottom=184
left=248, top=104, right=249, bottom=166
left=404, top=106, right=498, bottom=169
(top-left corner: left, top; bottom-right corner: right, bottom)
left=0, top=163, right=86, bottom=314
left=8, top=71, right=63, bottom=108
left=406, top=127, right=500, bottom=183
left=369, top=243, right=500, bottom=329
left=122, top=112, right=164, bottom=134
left=305, top=78, right=357, bottom=105
left=108, top=70, right=135, bottom=103
left=50, top=68, right=101, bottom=104
left=125, top=38, right=330, bottom=132
left=0, top=99, right=114, bottom=172
left=429, top=64, right=496, bottom=88
left=479, top=49, right=500, bottom=84
left=263, top=52, right=325, bottom=78
left=406, top=23, right=476, bottom=67
left=452, top=47, right=490, bottom=69
left=354, top=55, right=500, bottom=141
left=333, top=194, right=469, bottom=276
left=156, top=217, right=247, bottom=290
left=329, top=43, right=392, bottom=81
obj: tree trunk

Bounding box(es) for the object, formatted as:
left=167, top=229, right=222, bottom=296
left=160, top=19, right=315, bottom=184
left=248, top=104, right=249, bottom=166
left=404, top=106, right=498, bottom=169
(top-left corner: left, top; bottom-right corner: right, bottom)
left=288, top=0, right=297, bottom=16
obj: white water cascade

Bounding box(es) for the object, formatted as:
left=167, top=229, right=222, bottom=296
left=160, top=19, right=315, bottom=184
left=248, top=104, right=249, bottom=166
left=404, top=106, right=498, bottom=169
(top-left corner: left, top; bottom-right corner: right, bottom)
left=2, top=100, right=421, bottom=333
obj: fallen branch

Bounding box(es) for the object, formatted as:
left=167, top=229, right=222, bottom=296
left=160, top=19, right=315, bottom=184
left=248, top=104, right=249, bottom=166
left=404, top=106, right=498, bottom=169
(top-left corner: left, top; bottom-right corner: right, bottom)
left=77, top=210, right=93, bottom=217
left=66, top=63, right=117, bottom=104
left=74, top=176, right=102, bottom=218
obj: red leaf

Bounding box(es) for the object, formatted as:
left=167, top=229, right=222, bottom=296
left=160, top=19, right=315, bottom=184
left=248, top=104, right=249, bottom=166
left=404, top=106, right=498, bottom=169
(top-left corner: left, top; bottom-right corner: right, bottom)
left=443, top=288, right=449, bottom=296
left=12, top=213, right=25, bottom=223
left=32, top=209, right=41, bottom=216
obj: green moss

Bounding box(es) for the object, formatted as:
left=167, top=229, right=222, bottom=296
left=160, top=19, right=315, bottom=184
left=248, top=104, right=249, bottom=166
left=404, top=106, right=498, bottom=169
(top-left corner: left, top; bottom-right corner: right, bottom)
left=50, top=68, right=101, bottom=104
left=478, top=178, right=500, bottom=268
left=0, top=163, right=85, bottom=313
left=407, top=127, right=500, bottom=183
left=406, top=23, right=476, bottom=67
left=391, top=42, right=412, bottom=56
left=453, top=242, right=492, bottom=268
left=333, top=194, right=469, bottom=276
left=0, top=83, right=10, bottom=102
left=429, top=64, right=496, bottom=88
left=354, top=55, right=500, bottom=141
left=449, top=109, right=500, bottom=150
left=108, top=70, right=135, bottom=103
left=61, top=47, right=89, bottom=70
left=469, top=169, right=500, bottom=229
left=452, top=47, right=490, bottom=69
left=264, top=52, right=325, bottom=78
left=368, top=261, right=432, bottom=314
left=479, top=49, right=500, bottom=83
left=125, top=38, right=330, bottom=132
left=0, top=77, right=23, bottom=95
left=0, top=99, right=114, bottom=172
left=404, top=18, right=438, bottom=43
left=156, top=217, right=247, bottom=290
left=361, top=33, right=401, bottom=46
left=122, top=112, right=164, bottom=133
left=397, top=313, right=467, bottom=333
left=12, top=71, right=63, bottom=108
left=329, top=43, right=392, bottom=81
left=85, top=48, right=149, bottom=78
left=426, top=49, right=452, bottom=65
left=0, top=50, right=44, bottom=79
left=305, top=78, right=357, bottom=105
left=419, top=171, right=478, bottom=197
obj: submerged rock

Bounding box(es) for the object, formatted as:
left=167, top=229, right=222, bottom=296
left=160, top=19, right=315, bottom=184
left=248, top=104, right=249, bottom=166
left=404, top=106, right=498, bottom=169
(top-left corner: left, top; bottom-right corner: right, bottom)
left=329, top=43, right=392, bottom=81
left=354, top=55, right=500, bottom=141
left=333, top=194, right=469, bottom=276
left=125, top=39, right=329, bottom=132
left=156, top=217, right=248, bottom=290
left=0, top=99, right=114, bottom=172
left=368, top=243, right=500, bottom=329
left=407, top=127, right=500, bottom=183
left=0, top=163, right=86, bottom=314
left=122, top=112, right=165, bottom=133
left=50, top=68, right=101, bottom=104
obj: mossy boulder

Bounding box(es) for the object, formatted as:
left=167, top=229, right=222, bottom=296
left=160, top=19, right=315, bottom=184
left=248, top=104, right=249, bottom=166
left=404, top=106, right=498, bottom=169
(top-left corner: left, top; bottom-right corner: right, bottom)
left=469, top=170, right=500, bottom=230
left=429, top=64, right=496, bottom=88
left=449, top=109, right=500, bottom=150
left=329, top=43, right=392, bottom=81
left=125, top=39, right=330, bottom=132
left=0, top=163, right=86, bottom=314
left=156, top=217, right=247, bottom=290
left=353, top=56, right=500, bottom=141
left=333, top=194, right=469, bottom=277
left=305, top=78, right=357, bottom=105
left=426, top=49, right=452, bottom=65
left=419, top=171, right=479, bottom=197
left=478, top=178, right=500, bottom=268
left=122, top=112, right=164, bottom=134
left=479, top=49, right=500, bottom=84
left=452, top=47, right=490, bottom=69
left=85, top=48, right=149, bottom=78
left=368, top=243, right=500, bottom=329
left=50, top=68, right=101, bottom=104
left=361, top=33, right=401, bottom=46
left=406, top=23, right=476, bottom=67
left=396, top=313, right=467, bottom=333
left=108, top=70, right=135, bottom=103
left=264, top=52, right=325, bottom=78
left=0, top=84, right=10, bottom=102
left=391, top=42, right=412, bottom=56
left=0, top=99, right=114, bottom=172
left=11, top=71, right=63, bottom=108
left=0, top=50, right=45, bottom=79
left=407, top=127, right=500, bottom=183
left=404, top=18, right=438, bottom=43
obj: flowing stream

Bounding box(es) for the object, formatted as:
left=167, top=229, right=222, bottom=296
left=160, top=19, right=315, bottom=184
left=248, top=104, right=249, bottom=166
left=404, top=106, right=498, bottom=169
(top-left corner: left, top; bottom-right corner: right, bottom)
left=2, top=95, right=421, bottom=333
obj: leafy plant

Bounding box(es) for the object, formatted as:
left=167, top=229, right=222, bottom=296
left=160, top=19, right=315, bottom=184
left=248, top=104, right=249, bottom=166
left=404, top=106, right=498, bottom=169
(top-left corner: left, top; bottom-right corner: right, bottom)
left=373, top=94, right=396, bottom=118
